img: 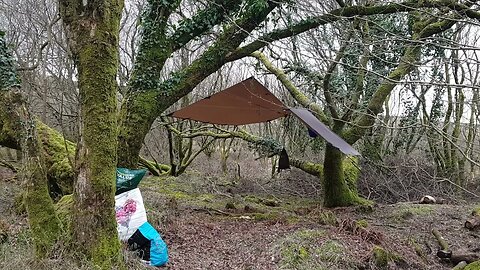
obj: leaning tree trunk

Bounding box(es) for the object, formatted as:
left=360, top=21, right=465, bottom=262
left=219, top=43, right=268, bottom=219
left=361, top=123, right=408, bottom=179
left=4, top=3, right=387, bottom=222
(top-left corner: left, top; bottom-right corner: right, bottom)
left=0, top=33, right=61, bottom=257
left=0, top=116, right=76, bottom=197
left=59, top=0, right=124, bottom=267
left=336, top=16, right=457, bottom=207
left=117, top=1, right=276, bottom=168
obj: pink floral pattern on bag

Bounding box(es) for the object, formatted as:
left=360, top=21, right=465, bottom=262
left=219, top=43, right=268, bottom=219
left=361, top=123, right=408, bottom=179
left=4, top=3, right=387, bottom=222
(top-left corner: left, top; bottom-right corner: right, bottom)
left=116, top=199, right=137, bottom=227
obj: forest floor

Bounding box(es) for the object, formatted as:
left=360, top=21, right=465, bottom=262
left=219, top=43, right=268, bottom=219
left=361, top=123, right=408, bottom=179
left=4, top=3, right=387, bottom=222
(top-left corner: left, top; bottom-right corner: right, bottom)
left=0, top=167, right=479, bottom=270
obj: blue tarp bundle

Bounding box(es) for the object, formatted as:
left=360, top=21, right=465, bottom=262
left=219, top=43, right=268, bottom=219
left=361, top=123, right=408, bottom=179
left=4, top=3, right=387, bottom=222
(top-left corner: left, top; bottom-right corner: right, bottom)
left=128, top=222, right=169, bottom=267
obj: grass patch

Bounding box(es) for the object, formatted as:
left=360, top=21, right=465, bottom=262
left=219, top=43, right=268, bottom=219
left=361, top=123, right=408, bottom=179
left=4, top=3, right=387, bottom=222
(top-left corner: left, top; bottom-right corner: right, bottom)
left=372, top=245, right=403, bottom=269
left=392, top=204, right=434, bottom=221
left=316, top=240, right=345, bottom=263
left=472, top=205, right=480, bottom=216
left=465, top=260, right=480, bottom=270
left=277, top=229, right=354, bottom=270
left=252, top=212, right=280, bottom=221
left=356, top=219, right=369, bottom=228
left=317, top=210, right=338, bottom=226
left=142, top=176, right=319, bottom=224
left=244, top=195, right=280, bottom=207
left=142, top=176, right=222, bottom=207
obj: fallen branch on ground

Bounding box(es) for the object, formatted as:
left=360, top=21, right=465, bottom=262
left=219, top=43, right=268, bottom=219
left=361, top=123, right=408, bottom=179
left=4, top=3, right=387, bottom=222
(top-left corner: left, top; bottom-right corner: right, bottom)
left=432, top=228, right=480, bottom=265
left=465, top=217, right=480, bottom=231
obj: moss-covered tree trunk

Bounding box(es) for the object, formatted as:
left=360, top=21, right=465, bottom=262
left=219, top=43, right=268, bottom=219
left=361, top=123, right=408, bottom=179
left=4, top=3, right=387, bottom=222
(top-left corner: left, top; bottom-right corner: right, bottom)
left=323, top=144, right=361, bottom=207
left=1, top=90, right=62, bottom=257
left=36, top=121, right=76, bottom=196
left=59, top=0, right=124, bottom=267
left=0, top=117, right=76, bottom=197
left=18, top=94, right=63, bottom=258
left=251, top=50, right=364, bottom=207
left=0, top=33, right=61, bottom=257
left=332, top=16, right=457, bottom=207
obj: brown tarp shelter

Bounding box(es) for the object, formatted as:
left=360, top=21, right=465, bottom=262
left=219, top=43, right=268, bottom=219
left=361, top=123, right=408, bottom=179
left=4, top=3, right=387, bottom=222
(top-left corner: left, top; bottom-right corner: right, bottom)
left=171, top=77, right=288, bottom=125
left=170, top=77, right=360, bottom=156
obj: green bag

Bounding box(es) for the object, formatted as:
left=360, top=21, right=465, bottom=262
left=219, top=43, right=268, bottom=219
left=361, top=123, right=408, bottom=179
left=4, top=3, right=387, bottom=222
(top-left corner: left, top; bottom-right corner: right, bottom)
left=116, top=168, right=147, bottom=195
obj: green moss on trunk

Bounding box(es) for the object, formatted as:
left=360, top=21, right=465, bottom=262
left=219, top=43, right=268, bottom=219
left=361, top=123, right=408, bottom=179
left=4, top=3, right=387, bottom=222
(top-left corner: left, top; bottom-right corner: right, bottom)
left=0, top=101, right=75, bottom=197
left=290, top=158, right=324, bottom=179
left=59, top=0, right=124, bottom=267
left=36, top=121, right=75, bottom=195
left=323, top=144, right=366, bottom=207
left=21, top=104, right=62, bottom=258
left=117, top=91, right=162, bottom=168
left=344, top=157, right=360, bottom=195
left=24, top=158, right=63, bottom=257
left=1, top=35, right=61, bottom=258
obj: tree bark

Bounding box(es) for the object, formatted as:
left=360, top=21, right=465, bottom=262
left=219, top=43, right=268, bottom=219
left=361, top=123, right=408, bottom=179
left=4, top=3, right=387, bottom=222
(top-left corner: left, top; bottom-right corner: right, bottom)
left=59, top=0, right=124, bottom=267
left=37, top=121, right=75, bottom=196
left=0, top=115, right=75, bottom=196
left=1, top=90, right=62, bottom=257
left=323, top=144, right=363, bottom=207
left=0, top=33, right=61, bottom=258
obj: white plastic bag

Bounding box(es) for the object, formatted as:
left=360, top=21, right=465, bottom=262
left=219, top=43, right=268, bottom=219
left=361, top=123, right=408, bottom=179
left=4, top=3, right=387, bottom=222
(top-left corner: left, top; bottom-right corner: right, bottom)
left=115, top=188, right=147, bottom=241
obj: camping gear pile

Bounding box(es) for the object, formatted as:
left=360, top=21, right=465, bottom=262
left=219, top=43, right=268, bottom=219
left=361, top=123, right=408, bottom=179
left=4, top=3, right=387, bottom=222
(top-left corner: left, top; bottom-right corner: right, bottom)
left=115, top=168, right=168, bottom=267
